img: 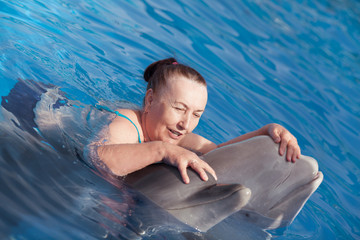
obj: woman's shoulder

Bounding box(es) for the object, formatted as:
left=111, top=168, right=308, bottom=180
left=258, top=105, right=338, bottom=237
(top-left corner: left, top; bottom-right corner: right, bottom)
left=107, top=108, right=143, bottom=144
left=114, top=108, right=141, bottom=119
left=112, top=108, right=142, bottom=127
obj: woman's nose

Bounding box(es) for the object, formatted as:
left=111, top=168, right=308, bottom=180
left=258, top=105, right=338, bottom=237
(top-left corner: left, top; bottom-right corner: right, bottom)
left=178, top=113, right=191, bottom=130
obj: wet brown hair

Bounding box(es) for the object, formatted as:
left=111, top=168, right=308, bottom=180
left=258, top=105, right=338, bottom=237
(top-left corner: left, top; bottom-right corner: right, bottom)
left=143, top=58, right=206, bottom=93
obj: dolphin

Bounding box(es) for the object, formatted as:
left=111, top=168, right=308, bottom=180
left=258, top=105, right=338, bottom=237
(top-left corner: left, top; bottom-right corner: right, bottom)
left=2, top=80, right=323, bottom=234
left=125, top=136, right=323, bottom=232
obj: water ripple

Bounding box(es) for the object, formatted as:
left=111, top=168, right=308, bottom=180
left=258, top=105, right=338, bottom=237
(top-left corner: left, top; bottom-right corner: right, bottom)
left=1, top=0, right=360, bottom=239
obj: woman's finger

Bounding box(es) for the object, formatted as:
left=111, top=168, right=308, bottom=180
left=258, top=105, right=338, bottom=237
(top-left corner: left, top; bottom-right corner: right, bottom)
left=269, top=126, right=281, bottom=143
left=206, top=166, right=217, bottom=181
left=178, top=162, right=190, bottom=184
left=201, top=161, right=217, bottom=181
left=195, top=166, right=209, bottom=181
left=292, top=152, right=297, bottom=163
left=296, top=147, right=301, bottom=159
left=291, top=144, right=301, bottom=162
left=190, top=160, right=209, bottom=181
left=279, top=136, right=289, bottom=156
left=286, top=138, right=299, bottom=162
left=286, top=145, right=294, bottom=162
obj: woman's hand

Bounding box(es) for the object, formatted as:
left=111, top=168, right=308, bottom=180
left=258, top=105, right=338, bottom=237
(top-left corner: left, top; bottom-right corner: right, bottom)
left=162, top=142, right=217, bottom=184
left=266, top=123, right=301, bottom=162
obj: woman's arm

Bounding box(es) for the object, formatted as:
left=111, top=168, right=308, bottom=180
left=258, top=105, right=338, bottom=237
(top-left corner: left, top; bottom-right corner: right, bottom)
left=182, top=123, right=300, bottom=162
left=218, top=123, right=300, bottom=162
left=97, top=141, right=164, bottom=176
left=97, top=141, right=216, bottom=184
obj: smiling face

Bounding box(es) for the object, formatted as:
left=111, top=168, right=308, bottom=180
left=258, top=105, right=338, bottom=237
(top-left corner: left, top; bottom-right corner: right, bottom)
left=142, top=76, right=208, bottom=144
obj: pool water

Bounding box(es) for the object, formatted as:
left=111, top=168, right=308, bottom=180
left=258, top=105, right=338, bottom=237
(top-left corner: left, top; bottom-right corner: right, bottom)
left=1, top=0, right=359, bottom=239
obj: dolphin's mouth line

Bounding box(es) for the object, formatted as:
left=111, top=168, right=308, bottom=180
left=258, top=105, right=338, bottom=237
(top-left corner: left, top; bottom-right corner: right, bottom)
left=166, top=191, right=238, bottom=210
left=311, top=172, right=322, bottom=182
left=267, top=171, right=323, bottom=212
left=166, top=184, right=248, bottom=210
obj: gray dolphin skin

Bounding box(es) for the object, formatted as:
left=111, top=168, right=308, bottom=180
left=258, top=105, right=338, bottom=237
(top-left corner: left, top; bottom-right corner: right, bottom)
left=125, top=136, right=323, bottom=232
left=125, top=164, right=252, bottom=231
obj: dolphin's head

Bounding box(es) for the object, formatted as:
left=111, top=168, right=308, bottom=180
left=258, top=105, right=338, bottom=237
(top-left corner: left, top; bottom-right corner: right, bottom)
left=241, top=158, right=323, bottom=229
left=204, top=136, right=323, bottom=230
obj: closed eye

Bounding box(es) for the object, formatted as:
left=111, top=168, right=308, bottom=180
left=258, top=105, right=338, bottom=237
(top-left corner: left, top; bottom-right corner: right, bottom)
left=174, top=106, right=186, bottom=111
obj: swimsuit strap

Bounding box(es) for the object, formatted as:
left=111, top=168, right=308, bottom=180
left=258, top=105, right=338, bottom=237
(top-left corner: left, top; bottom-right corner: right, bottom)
left=96, top=105, right=142, bottom=143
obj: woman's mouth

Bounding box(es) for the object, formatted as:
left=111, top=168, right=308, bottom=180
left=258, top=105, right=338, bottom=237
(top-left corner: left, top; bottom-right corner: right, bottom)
left=168, top=128, right=182, bottom=138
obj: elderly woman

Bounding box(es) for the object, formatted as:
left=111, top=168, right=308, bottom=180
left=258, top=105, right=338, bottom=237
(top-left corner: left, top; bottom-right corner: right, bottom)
left=97, top=58, right=300, bottom=184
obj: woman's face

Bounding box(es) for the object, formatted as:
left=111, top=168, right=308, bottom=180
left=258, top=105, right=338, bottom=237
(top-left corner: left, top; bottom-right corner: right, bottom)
left=143, top=76, right=208, bottom=144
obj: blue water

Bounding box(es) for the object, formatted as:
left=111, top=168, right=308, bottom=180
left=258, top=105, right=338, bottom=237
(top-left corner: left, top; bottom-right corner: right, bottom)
left=1, top=0, right=359, bottom=239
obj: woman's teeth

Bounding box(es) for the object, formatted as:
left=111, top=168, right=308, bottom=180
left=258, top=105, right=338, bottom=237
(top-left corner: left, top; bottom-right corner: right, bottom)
left=170, top=129, right=181, bottom=136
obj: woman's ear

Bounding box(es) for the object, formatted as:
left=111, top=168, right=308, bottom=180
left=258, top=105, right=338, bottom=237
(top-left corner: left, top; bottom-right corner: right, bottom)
left=144, top=89, right=154, bottom=112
